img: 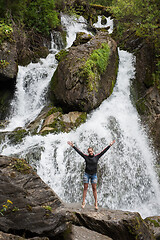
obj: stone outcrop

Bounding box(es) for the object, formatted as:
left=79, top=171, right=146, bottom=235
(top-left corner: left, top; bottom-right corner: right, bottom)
left=40, top=111, right=87, bottom=134
left=0, top=155, right=70, bottom=239
left=72, top=32, right=92, bottom=46
left=134, top=43, right=160, bottom=159
left=26, top=106, right=87, bottom=135
left=65, top=203, right=155, bottom=240
left=0, top=231, right=49, bottom=240
left=145, top=216, right=160, bottom=240
left=0, top=41, right=18, bottom=82
left=50, top=31, right=118, bottom=112
left=0, top=155, right=157, bottom=240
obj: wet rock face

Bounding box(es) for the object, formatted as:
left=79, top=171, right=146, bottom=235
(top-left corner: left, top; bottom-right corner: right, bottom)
left=134, top=42, right=160, bottom=157
left=50, top=31, right=118, bottom=112
left=0, top=231, right=49, bottom=240
left=0, top=155, right=69, bottom=239
left=144, top=216, right=160, bottom=240
left=65, top=203, right=155, bottom=240
left=0, top=41, right=18, bottom=82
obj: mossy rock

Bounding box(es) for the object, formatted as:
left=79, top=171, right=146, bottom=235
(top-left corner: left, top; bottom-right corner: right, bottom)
left=12, top=158, right=32, bottom=174
left=72, top=32, right=92, bottom=46
left=41, top=111, right=87, bottom=135
left=50, top=31, right=118, bottom=112
left=136, top=98, right=150, bottom=116
left=55, top=49, right=69, bottom=62
left=7, top=128, right=27, bottom=145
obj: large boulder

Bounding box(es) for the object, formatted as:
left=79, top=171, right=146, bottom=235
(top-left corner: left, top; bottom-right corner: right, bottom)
left=50, top=31, right=118, bottom=112
left=65, top=203, right=155, bottom=240
left=0, top=155, right=70, bottom=239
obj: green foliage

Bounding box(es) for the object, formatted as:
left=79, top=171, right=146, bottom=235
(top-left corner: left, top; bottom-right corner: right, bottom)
left=0, top=59, right=9, bottom=68
left=47, top=106, right=63, bottom=116
left=13, top=158, right=31, bottom=174
left=88, top=0, right=113, bottom=6
left=24, top=0, right=59, bottom=35
left=112, top=0, right=160, bottom=88
left=43, top=205, right=52, bottom=211
left=75, top=112, right=87, bottom=126
left=0, top=21, right=13, bottom=45
left=0, top=200, right=19, bottom=216
left=55, top=49, right=69, bottom=62
left=112, top=0, right=159, bottom=40
left=0, top=0, right=27, bottom=20
left=146, top=218, right=160, bottom=227
left=8, top=129, right=27, bottom=144
left=0, top=0, right=60, bottom=36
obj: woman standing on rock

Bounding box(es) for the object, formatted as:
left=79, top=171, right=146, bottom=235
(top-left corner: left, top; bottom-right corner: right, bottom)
left=67, top=140, right=115, bottom=210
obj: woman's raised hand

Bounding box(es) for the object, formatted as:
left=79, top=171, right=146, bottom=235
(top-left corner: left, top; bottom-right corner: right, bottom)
left=67, top=141, right=74, bottom=147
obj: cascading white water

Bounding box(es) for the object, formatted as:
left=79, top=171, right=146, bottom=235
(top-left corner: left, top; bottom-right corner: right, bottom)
left=3, top=46, right=59, bottom=131
left=93, top=15, right=113, bottom=34
left=61, top=14, right=93, bottom=48
left=0, top=15, right=160, bottom=218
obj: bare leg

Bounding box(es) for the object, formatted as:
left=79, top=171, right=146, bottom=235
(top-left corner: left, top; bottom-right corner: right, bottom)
left=82, top=183, right=88, bottom=207
left=92, top=183, right=98, bottom=209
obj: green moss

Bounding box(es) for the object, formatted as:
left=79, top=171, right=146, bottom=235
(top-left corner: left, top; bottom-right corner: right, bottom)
left=8, top=129, right=27, bottom=144
left=41, top=111, right=87, bottom=135
left=75, top=112, right=87, bottom=126
left=49, top=116, right=65, bottom=133
left=41, top=114, right=65, bottom=135
left=127, top=216, right=144, bottom=239
left=146, top=218, right=160, bottom=227
left=47, top=106, right=63, bottom=117
left=79, top=42, right=110, bottom=92
left=136, top=98, right=150, bottom=116
left=61, top=31, right=67, bottom=48
left=55, top=49, right=69, bottom=62
left=13, top=158, right=31, bottom=174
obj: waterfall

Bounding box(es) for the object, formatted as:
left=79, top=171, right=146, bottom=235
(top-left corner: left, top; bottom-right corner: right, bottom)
left=0, top=14, right=160, bottom=218
left=3, top=44, right=59, bottom=131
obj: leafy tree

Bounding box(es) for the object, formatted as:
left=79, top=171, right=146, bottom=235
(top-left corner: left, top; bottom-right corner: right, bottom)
left=112, top=0, right=160, bottom=87
left=0, top=0, right=27, bottom=21
left=112, top=0, right=159, bottom=40
left=0, top=0, right=59, bottom=35
left=24, top=0, right=59, bottom=35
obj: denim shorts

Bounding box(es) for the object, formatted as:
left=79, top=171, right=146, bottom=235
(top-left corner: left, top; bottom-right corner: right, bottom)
left=83, top=172, right=97, bottom=184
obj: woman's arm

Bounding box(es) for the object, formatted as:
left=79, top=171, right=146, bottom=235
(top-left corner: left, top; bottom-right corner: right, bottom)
left=67, top=141, right=86, bottom=158
left=96, top=140, right=115, bottom=158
